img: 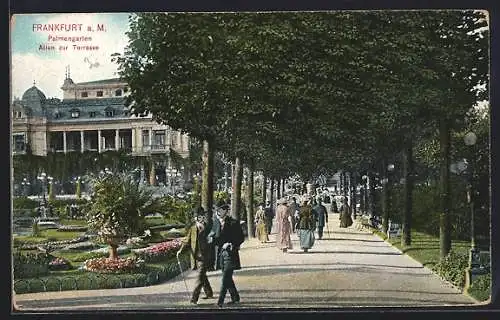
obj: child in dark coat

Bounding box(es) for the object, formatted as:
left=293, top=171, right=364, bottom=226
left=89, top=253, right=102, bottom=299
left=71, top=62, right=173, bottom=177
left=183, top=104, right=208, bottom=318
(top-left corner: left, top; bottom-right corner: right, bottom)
left=216, top=242, right=240, bottom=308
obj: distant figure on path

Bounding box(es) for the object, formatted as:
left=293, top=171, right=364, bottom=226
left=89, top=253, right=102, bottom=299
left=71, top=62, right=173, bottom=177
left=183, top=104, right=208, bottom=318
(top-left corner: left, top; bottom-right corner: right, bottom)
left=330, top=199, right=339, bottom=213
left=275, top=198, right=293, bottom=253
left=254, top=203, right=269, bottom=243
left=264, top=201, right=274, bottom=234
left=297, top=197, right=316, bottom=252
left=313, top=198, right=328, bottom=239
left=339, top=197, right=353, bottom=228
left=288, top=197, right=300, bottom=232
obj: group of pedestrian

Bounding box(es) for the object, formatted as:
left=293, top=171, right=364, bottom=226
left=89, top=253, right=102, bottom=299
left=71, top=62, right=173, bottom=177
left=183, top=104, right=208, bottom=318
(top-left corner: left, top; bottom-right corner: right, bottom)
left=176, top=193, right=354, bottom=308
left=272, top=194, right=353, bottom=253
left=177, top=202, right=244, bottom=308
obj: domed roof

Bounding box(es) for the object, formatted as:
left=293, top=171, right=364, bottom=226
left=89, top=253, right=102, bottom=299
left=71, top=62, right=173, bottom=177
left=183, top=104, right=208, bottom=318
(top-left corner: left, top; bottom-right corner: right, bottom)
left=63, top=77, right=75, bottom=87
left=22, top=86, right=46, bottom=102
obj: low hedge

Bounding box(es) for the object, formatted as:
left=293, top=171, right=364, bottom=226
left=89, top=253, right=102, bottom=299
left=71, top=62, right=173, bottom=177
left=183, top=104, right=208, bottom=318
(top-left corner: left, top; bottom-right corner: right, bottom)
left=467, top=273, right=491, bottom=302
left=13, top=254, right=190, bottom=294
left=431, top=250, right=469, bottom=288
left=13, top=251, right=51, bottom=278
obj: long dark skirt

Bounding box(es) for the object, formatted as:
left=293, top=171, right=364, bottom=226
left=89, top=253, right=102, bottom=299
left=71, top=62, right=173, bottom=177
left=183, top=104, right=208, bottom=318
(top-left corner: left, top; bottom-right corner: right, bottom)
left=298, top=229, right=315, bottom=249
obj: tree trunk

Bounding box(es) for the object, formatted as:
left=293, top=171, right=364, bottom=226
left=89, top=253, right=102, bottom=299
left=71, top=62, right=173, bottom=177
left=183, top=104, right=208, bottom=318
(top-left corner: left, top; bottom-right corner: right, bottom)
left=402, top=143, right=414, bottom=247
left=76, top=180, right=81, bottom=199
left=231, top=156, right=243, bottom=221
left=276, top=179, right=281, bottom=199
left=201, top=140, right=215, bottom=221
left=369, top=170, right=376, bottom=217
left=352, top=172, right=357, bottom=219
left=246, top=163, right=255, bottom=237
left=149, top=160, right=156, bottom=186
left=270, top=179, right=275, bottom=208
left=439, top=119, right=452, bottom=259
left=262, top=175, right=267, bottom=205
left=382, top=159, right=390, bottom=234
left=108, top=243, right=118, bottom=260
left=343, top=172, right=348, bottom=200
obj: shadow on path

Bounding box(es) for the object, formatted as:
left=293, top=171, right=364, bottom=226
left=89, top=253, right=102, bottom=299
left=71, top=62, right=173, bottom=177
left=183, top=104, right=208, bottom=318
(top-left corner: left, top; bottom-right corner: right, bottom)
left=18, top=287, right=474, bottom=310
left=286, top=250, right=401, bottom=255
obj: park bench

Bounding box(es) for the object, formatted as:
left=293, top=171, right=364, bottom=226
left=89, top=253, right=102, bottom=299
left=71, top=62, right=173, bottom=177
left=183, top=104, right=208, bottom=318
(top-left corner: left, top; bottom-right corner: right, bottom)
left=387, top=220, right=401, bottom=239
left=354, top=214, right=372, bottom=231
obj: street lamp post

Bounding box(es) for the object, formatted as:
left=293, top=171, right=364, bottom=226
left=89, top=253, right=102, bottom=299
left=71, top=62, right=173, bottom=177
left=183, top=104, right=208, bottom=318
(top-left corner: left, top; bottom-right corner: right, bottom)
left=361, top=175, right=369, bottom=215
left=37, top=172, right=47, bottom=202
left=21, top=178, right=31, bottom=197
left=463, top=131, right=481, bottom=290
left=382, top=163, right=395, bottom=234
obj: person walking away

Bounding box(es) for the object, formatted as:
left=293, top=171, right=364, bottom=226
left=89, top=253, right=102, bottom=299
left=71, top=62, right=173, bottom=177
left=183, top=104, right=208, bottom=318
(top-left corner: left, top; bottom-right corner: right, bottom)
left=275, top=198, right=293, bottom=253
left=339, top=197, right=353, bottom=228
left=216, top=242, right=240, bottom=308
left=313, top=198, right=328, bottom=239
left=177, top=211, right=214, bottom=304
left=288, top=197, right=300, bottom=233
left=254, top=203, right=269, bottom=243
left=297, top=197, right=316, bottom=252
left=264, top=201, right=274, bottom=234
left=330, top=199, right=338, bottom=214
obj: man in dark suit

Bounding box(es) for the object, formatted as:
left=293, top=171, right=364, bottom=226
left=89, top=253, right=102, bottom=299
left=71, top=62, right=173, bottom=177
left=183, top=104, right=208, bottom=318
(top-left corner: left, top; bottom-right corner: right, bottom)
left=177, top=211, right=214, bottom=304
left=208, top=203, right=245, bottom=271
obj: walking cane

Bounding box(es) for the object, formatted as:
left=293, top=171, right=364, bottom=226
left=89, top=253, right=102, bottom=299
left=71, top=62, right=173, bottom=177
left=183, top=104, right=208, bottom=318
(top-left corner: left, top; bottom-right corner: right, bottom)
left=176, top=253, right=191, bottom=301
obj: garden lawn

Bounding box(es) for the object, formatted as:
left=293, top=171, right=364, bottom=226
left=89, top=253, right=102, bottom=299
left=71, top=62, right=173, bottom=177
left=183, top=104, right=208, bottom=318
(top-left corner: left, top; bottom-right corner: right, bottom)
left=372, top=228, right=491, bottom=302
left=14, top=230, right=85, bottom=245
left=42, top=230, right=85, bottom=241
left=59, top=219, right=88, bottom=226
left=386, top=230, right=470, bottom=268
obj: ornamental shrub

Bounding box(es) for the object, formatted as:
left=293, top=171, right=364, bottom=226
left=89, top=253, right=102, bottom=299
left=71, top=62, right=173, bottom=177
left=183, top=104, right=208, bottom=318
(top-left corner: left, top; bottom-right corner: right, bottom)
left=431, top=250, right=469, bottom=288
left=468, top=273, right=491, bottom=302
left=13, top=197, right=39, bottom=210
left=83, top=257, right=145, bottom=274
left=133, top=239, right=182, bottom=263
left=13, top=250, right=51, bottom=278
left=48, top=257, right=72, bottom=271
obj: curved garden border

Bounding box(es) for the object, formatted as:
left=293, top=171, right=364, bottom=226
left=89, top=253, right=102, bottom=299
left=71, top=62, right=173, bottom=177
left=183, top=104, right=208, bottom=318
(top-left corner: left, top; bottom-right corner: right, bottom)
left=14, top=254, right=190, bottom=294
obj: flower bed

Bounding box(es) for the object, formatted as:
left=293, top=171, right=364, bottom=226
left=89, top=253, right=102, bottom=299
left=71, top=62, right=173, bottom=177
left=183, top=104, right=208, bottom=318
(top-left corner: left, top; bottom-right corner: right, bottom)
left=13, top=253, right=191, bottom=293
left=48, top=257, right=72, bottom=271
left=83, top=257, right=145, bottom=274
left=133, top=239, right=182, bottom=263
left=60, top=241, right=102, bottom=252
left=91, top=245, right=131, bottom=255
left=125, top=237, right=149, bottom=249
left=15, top=235, right=90, bottom=250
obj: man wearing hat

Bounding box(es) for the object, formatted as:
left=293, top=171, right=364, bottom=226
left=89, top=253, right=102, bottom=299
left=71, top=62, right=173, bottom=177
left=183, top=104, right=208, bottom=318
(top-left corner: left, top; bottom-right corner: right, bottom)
left=177, top=208, right=214, bottom=304
left=208, top=202, right=245, bottom=271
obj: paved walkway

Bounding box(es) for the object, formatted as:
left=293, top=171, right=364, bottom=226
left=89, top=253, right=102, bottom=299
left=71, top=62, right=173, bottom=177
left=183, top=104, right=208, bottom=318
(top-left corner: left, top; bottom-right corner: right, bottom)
left=14, top=212, right=478, bottom=310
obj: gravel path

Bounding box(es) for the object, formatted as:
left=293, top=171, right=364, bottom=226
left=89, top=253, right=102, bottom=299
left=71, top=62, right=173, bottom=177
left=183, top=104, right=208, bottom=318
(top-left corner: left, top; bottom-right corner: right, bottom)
left=14, top=212, right=478, bottom=310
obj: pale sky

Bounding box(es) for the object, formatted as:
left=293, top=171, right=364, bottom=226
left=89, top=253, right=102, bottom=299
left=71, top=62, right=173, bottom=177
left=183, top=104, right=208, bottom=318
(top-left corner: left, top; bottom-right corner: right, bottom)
left=10, top=13, right=130, bottom=100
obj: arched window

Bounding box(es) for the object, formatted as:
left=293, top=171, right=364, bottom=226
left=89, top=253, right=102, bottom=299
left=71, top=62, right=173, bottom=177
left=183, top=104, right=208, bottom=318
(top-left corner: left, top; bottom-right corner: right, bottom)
left=104, top=107, right=115, bottom=117
left=70, top=108, right=80, bottom=118
left=115, top=89, right=122, bottom=97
